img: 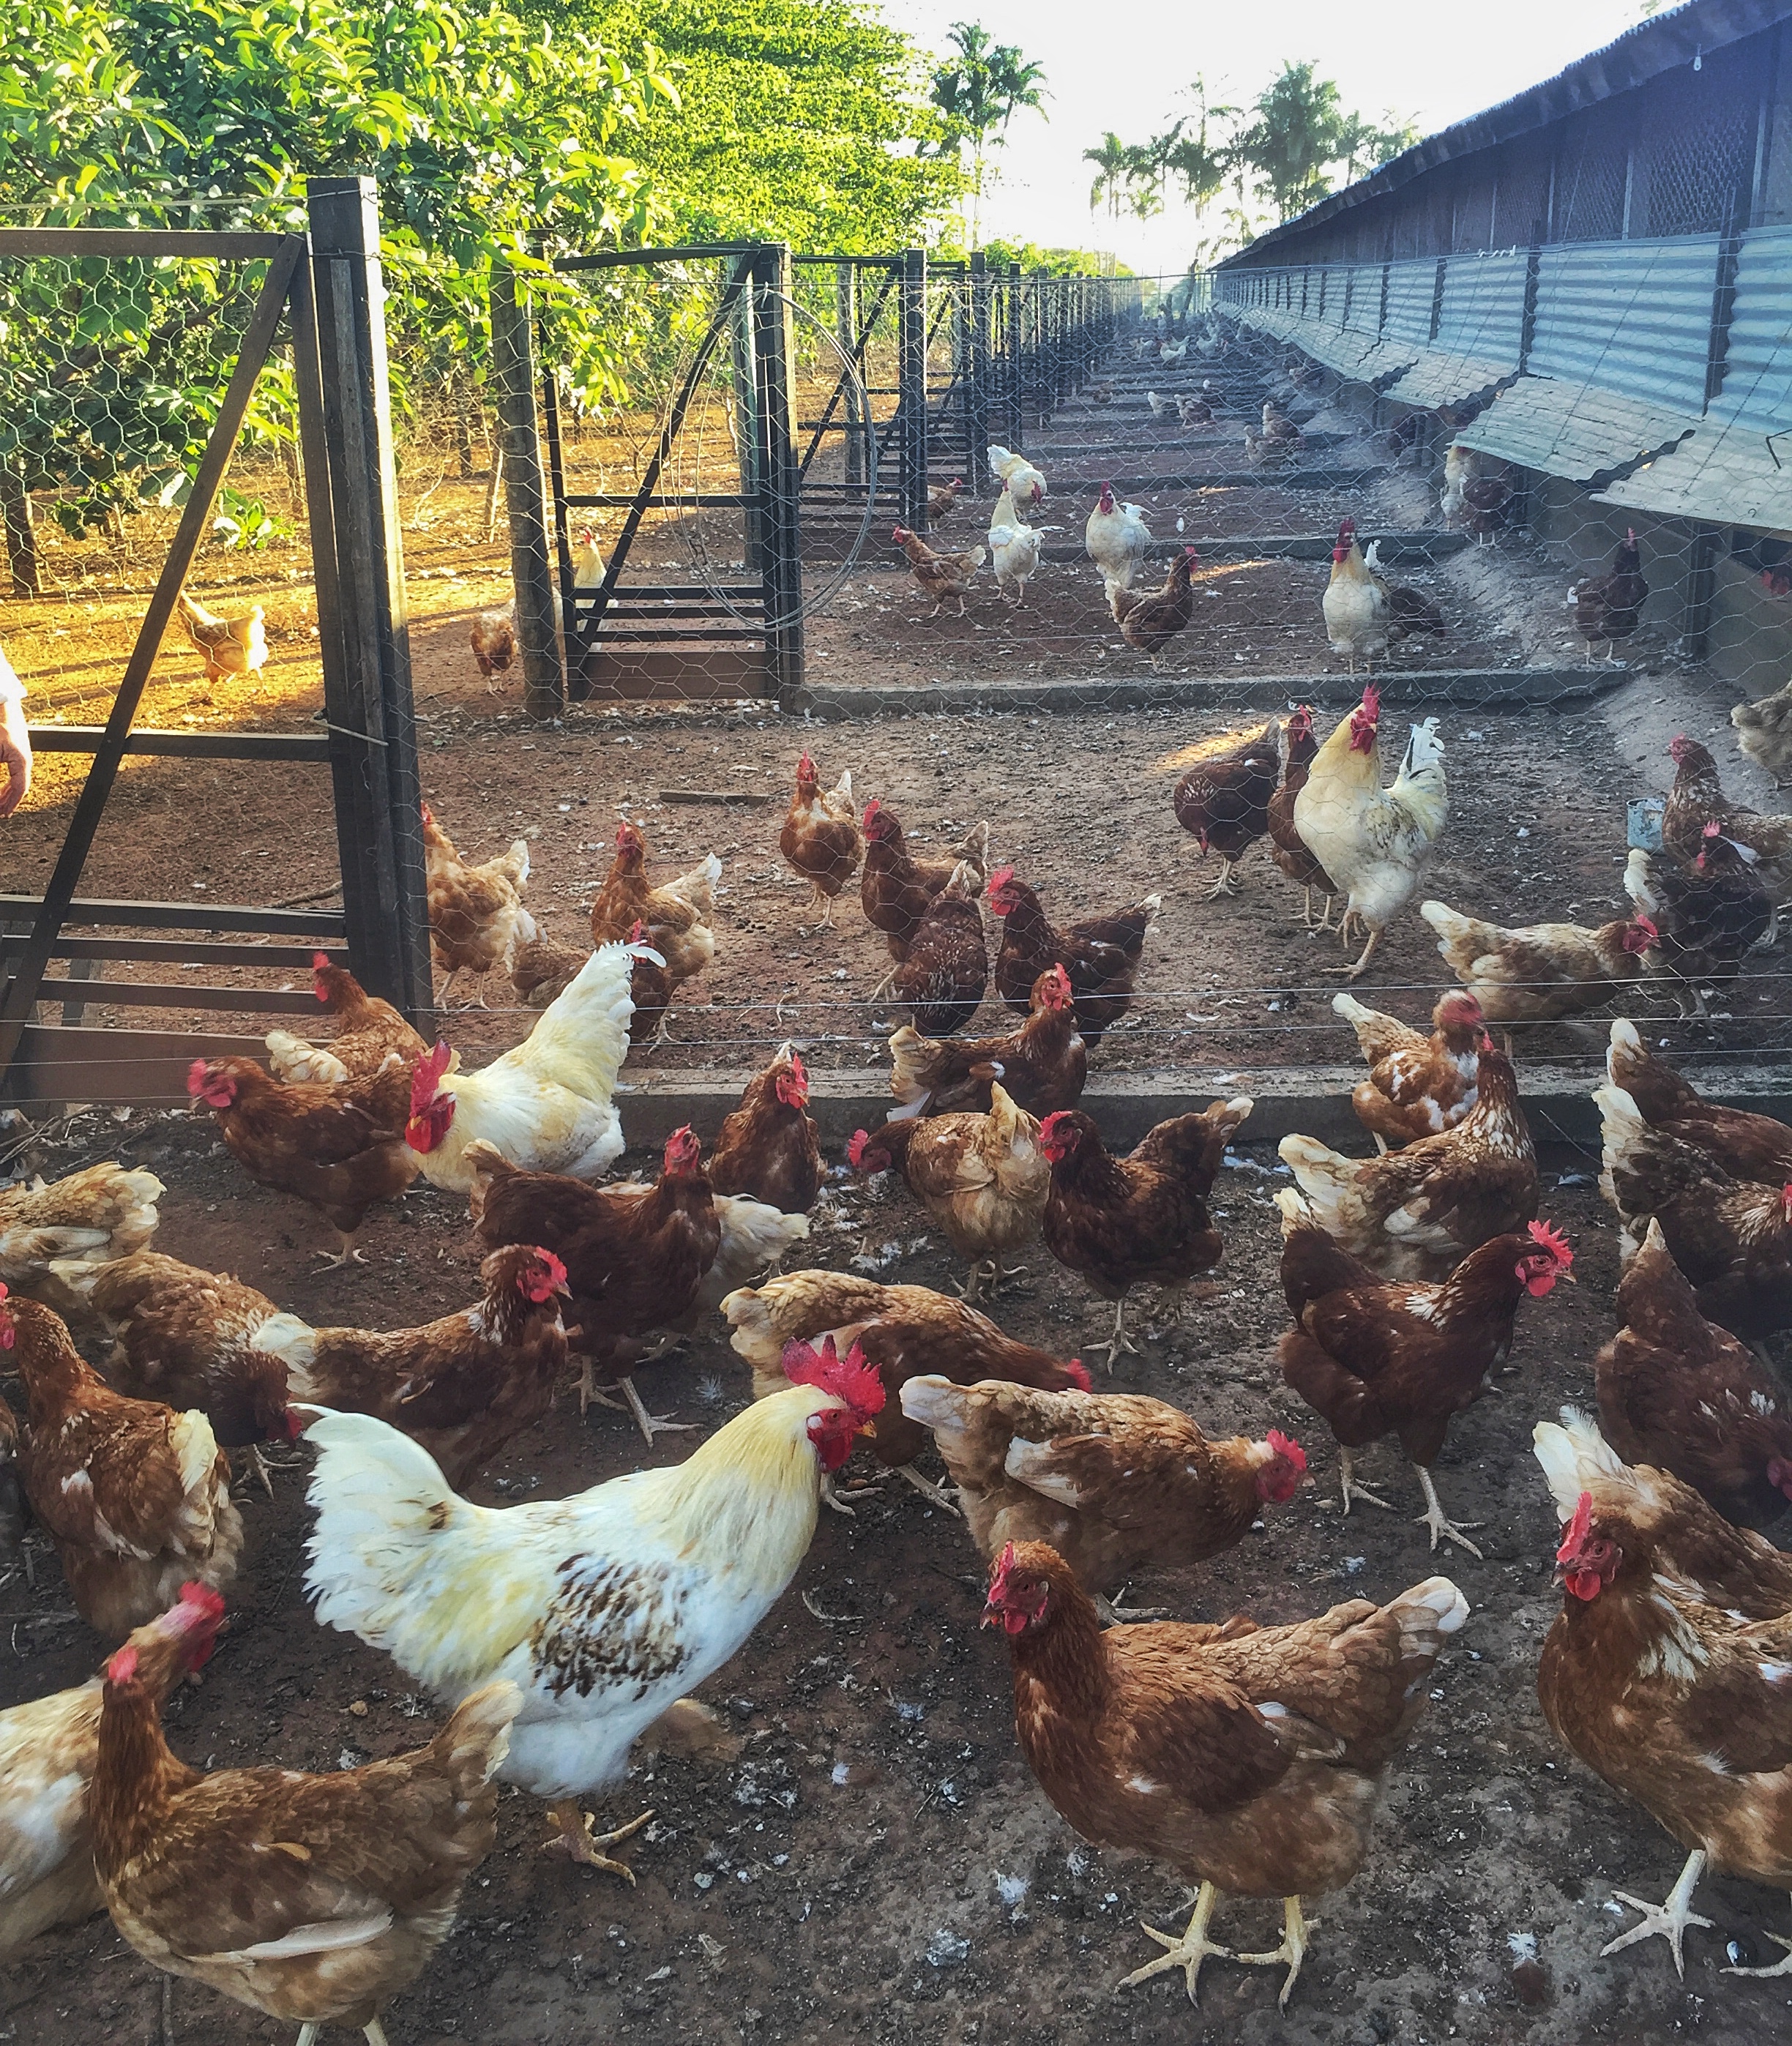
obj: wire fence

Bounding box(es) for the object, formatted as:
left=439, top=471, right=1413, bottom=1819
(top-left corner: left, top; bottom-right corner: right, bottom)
left=2, top=198, right=1790, bottom=1108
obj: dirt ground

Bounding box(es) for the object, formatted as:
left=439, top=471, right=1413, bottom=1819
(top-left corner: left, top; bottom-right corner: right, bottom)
left=4, top=1108, right=1792, bottom=2046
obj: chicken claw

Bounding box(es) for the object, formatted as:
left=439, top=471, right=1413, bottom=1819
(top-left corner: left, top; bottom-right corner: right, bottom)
left=542, top=1799, right=655, bottom=1884
left=1085, top=1297, right=1140, bottom=1372
left=1337, top=1449, right=1395, bottom=1515
left=314, top=1229, right=367, bottom=1269
left=1119, top=1881, right=1236, bottom=2004
left=1725, top=1916, right=1792, bottom=1978
left=1234, top=1896, right=1316, bottom=2011
left=1413, top=1465, right=1485, bottom=1558
left=819, top=1470, right=884, bottom=1516
left=1600, top=1849, right=1713, bottom=1978
left=895, top=1465, right=962, bottom=1517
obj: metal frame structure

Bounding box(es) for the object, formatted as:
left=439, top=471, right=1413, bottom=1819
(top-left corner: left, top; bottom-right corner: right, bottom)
left=0, top=178, right=432, bottom=1108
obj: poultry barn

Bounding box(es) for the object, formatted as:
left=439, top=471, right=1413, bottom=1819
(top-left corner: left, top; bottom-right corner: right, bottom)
left=5, top=7, right=1792, bottom=2046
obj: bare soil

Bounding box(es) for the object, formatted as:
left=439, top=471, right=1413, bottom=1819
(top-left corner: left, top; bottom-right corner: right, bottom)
left=4, top=1111, right=1791, bottom=2046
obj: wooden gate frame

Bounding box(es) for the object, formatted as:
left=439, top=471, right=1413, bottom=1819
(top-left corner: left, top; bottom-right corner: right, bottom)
left=0, top=176, right=433, bottom=1108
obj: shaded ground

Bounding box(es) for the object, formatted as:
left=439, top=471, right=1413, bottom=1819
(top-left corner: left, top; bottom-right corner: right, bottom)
left=3, top=1110, right=1791, bottom=2046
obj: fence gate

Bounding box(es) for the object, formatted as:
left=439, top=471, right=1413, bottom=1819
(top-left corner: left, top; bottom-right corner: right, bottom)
left=0, top=178, right=433, bottom=1110
left=539, top=242, right=824, bottom=709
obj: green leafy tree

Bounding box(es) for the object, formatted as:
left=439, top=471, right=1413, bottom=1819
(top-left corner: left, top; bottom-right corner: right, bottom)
left=930, top=21, right=1047, bottom=246
left=1234, top=60, right=1417, bottom=223
left=0, top=0, right=673, bottom=553
left=589, top=0, right=960, bottom=253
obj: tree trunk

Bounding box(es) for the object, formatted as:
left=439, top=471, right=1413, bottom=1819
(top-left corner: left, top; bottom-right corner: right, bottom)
left=2, top=466, right=38, bottom=597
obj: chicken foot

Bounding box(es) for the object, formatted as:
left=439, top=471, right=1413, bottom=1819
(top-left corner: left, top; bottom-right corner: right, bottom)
left=1299, top=887, right=1334, bottom=932
left=1118, top=1881, right=1236, bottom=2004
left=541, top=1799, right=655, bottom=1884
left=895, top=1463, right=962, bottom=1516
left=1329, top=925, right=1382, bottom=982
left=581, top=1368, right=696, bottom=1445
left=1600, top=1847, right=1713, bottom=1979
left=819, top=1469, right=884, bottom=1516
left=296, top=2023, right=389, bottom=2046
left=797, top=884, right=837, bottom=938
left=314, top=1227, right=367, bottom=1269
left=1094, top=1588, right=1173, bottom=1626
left=1725, top=1892, right=1792, bottom=1977
left=1085, top=1294, right=1140, bottom=1371
left=1337, top=1448, right=1396, bottom=1515
left=1234, top=1895, right=1316, bottom=2011
left=1413, top=1463, right=1485, bottom=1559
left=1202, top=857, right=1244, bottom=902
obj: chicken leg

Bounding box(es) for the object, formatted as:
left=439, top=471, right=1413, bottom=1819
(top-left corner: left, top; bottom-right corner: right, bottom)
left=542, top=1799, right=655, bottom=1883
left=1600, top=1848, right=1713, bottom=1979
left=297, top=2025, right=389, bottom=2046
left=1725, top=1894, right=1792, bottom=1977
left=895, top=1464, right=962, bottom=1516
left=1235, top=1895, right=1316, bottom=2011
left=1118, top=1881, right=1236, bottom=2004
left=1203, top=857, right=1243, bottom=902
left=315, top=1226, right=367, bottom=1269
left=1329, top=925, right=1381, bottom=982
left=1086, top=1293, right=1140, bottom=1370
left=1338, top=1447, right=1395, bottom=1515
left=1413, top=1463, right=1485, bottom=1558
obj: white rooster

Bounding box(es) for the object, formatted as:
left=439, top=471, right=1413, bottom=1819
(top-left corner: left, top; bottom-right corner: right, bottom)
left=402, top=940, right=638, bottom=1192
left=1293, top=687, right=1449, bottom=979
left=987, top=444, right=1046, bottom=512
left=1321, top=518, right=1390, bottom=674
left=1085, top=483, right=1151, bottom=591
left=302, top=1335, right=886, bottom=1879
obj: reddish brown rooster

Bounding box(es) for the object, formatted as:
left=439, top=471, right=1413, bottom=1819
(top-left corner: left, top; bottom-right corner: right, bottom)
left=264, top=954, right=428, bottom=1088
left=1172, top=723, right=1280, bottom=899
left=982, top=1541, right=1466, bottom=2010
left=187, top=1056, right=417, bottom=1266
left=987, top=867, right=1159, bottom=1044
left=706, top=1042, right=822, bottom=1214
left=723, top=1272, right=1090, bottom=1515
left=886, top=860, right=989, bottom=1037
left=1277, top=1195, right=1573, bottom=1554
left=888, top=963, right=1086, bottom=1118
left=1571, top=529, right=1648, bottom=661
left=1597, top=1217, right=1792, bottom=1529
left=1039, top=1099, right=1253, bottom=1365
left=778, top=752, right=861, bottom=932
left=468, top=1128, right=720, bottom=1441
left=901, top=1375, right=1305, bottom=1615
left=1267, top=706, right=1337, bottom=928
left=1332, top=990, right=1484, bottom=1152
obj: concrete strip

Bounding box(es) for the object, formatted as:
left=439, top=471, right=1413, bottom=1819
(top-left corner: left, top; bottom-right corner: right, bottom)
left=1037, top=532, right=1470, bottom=565
left=611, top=1060, right=1792, bottom=1157
left=791, top=669, right=1631, bottom=720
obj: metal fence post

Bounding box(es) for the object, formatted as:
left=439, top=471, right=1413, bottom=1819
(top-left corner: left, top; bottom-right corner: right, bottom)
left=733, top=273, right=764, bottom=572
left=955, top=265, right=977, bottom=487
left=302, top=177, right=434, bottom=1029
left=968, top=251, right=991, bottom=462
left=489, top=261, right=564, bottom=723
left=897, top=247, right=929, bottom=530
left=753, top=244, right=805, bottom=712
left=837, top=261, right=863, bottom=493
left=1006, top=262, right=1023, bottom=448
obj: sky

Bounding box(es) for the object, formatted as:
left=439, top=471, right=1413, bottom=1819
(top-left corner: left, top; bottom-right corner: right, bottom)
left=888, top=0, right=1657, bottom=273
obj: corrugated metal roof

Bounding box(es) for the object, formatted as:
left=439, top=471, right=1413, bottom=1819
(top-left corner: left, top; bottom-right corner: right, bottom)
left=1595, top=427, right=1792, bottom=530
left=1384, top=353, right=1518, bottom=410
left=1530, top=236, right=1719, bottom=414
left=1710, top=224, right=1792, bottom=432
left=1455, top=377, right=1698, bottom=482
left=1383, top=264, right=1438, bottom=348
left=1436, top=252, right=1528, bottom=363
left=1220, top=0, right=1792, bottom=268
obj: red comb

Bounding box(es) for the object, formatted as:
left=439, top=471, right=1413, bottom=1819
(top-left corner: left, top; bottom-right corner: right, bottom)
left=798, top=751, right=815, bottom=778
left=186, top=1058, right=209, bottom=1097
left=987, top=865, right=1015, bottom=891
left=988, top=1540, right=1019, bottom=1600
left=0, top=1281, right=12, bottom=1351
left=311, top=952, right=331, bottom=972
left=1062, top=1358, right=1091, bottom=1392
left=539, top=1248, right=568, bottom=1286
left=1266, top=1427, right=1307, bottom=1472
left=862, top=797, right=882, bottom=824
left=782, top=1334, right=885, bottom=1418
left=1556, top=1490, right=1594, bottom=1564
left=846, top=1130, right=873, bottom=1169
left=105, top=1645, right=141, bottom=1686
left=1528, top=1219, right=1573, bottom=1267
left=1360, top=683, right=1381, bottom=720
left=788, top=1051, right=807, bottom=1086
left=409, top=1040, right=452, bottom=1114
left=179, top=1582, right=226, bottom=1622
left=628, top=918, right=646, bottom=943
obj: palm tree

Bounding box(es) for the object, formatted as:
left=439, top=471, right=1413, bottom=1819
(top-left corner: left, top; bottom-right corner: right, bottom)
left=1236, top=59, right=1348, bottom=222
left=1082, top=132, right=1129, bottom=220
left=930, top=22, right=1048, bottom=246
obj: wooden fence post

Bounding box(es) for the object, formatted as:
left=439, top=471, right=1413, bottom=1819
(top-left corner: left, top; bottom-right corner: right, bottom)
left=489, top=261, right=564, bottom=722
left=302, top=176, right=434, bottom=1029
left=968, top=252, right=991, bottom=466
left=897, top=249, right=930, bottom=531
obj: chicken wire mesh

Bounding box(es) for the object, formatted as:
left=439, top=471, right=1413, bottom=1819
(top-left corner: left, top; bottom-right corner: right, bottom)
left=0, top=221, right=356, bottom=1088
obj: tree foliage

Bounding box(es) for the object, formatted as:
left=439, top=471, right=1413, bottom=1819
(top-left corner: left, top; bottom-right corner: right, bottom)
left=929, top=20, right=1047, bottom=246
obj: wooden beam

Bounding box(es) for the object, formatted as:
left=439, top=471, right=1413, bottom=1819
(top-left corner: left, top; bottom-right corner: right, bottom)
left=28, top=726, right=331, bottom=762
left=0, top=897, right=347, bottom=936
left=0, top=228, right=287, bottom=258
left=0, top=936, right=346, bottom=967
left=31, top=977, right=322, bottom=1015
left=10, top=1023, right=267, bottom=1108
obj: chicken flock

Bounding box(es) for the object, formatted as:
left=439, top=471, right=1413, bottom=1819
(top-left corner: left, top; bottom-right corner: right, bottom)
left=4, top=660, right=1792, bottom=2035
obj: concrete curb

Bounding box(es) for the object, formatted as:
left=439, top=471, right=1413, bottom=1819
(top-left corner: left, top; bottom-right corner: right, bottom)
left=612, top=1061, right=1792, bottom=1157
left=791, top=668, right=1632, bottom=720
